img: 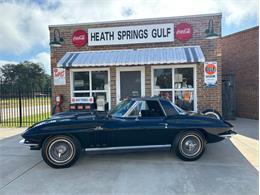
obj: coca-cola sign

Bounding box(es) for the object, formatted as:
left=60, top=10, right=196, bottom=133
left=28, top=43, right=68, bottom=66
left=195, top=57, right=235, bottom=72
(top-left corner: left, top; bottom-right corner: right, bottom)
left=72, top=30, right=87, bottom=47
left=175, top=23, right=192, bottom=42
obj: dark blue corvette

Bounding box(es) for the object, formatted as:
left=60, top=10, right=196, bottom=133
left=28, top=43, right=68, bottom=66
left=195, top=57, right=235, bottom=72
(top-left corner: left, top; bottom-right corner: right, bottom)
left=20, top=97, right=236, bottom=168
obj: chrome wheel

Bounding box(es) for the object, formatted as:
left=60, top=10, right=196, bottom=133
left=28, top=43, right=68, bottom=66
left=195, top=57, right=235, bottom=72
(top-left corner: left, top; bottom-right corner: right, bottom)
left=179, top=134, right=202, bottom=157
left=204, top=111, right=221, bottom=120
left=48, top=139, right=75, bottom=164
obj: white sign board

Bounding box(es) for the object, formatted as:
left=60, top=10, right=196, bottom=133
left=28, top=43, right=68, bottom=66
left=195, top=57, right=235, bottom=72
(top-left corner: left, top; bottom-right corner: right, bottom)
left=71, top=97, right=94, bottom=104
left=53, top=68, right=66, bottom=86
left=204, top=62, right=217, bottom=87
left=88, top=23, right=174, bottom=46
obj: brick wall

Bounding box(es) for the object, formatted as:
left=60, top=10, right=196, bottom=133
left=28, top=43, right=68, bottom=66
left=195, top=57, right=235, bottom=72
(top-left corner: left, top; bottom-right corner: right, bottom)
left=222, top=27, right=259, bottom=119
left=50, top=13, right=222, bottom=113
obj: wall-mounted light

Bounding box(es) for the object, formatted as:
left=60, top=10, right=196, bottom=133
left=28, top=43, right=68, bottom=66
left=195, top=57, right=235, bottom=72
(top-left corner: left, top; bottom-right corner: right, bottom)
left=49, top=29, right=64, bottom=47
left=205, top=19, right=219, bottom=39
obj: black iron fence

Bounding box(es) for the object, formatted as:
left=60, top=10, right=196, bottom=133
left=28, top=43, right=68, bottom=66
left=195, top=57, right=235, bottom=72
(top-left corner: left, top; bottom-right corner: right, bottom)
left=0, top=79, right=52, bottom=127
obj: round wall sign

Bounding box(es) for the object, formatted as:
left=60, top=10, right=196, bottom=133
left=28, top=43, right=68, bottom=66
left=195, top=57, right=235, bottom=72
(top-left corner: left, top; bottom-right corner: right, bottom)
left=205, top=63, right=217, bottom=75
left=175, top=23, right=193, bottom=42
left=72, top=30, right=87, bottom=47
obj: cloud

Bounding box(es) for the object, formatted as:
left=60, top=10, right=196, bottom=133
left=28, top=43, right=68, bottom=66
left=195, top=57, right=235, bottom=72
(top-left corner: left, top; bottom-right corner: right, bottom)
left=0, top=60, right=18, bottom=67
left=0, top=0, right=258, bottom=56
left=30, top=52, right=51, bottom=74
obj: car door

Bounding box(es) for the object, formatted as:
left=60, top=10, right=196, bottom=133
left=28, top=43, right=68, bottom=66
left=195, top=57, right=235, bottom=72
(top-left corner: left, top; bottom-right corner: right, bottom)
left=103, top=100, right=162, bottom=147
left=135, top=100, right=173, bottom=145
left=102, top=116, right=143, bottom=147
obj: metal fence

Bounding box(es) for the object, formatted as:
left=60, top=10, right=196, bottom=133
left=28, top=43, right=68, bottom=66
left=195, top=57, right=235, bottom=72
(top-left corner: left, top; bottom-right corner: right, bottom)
left=0, top=80, right=52, bottom=127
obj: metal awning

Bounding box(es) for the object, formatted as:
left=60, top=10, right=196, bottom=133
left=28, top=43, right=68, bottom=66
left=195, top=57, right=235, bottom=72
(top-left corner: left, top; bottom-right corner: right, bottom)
left=57, top=46, right=205, bottom=67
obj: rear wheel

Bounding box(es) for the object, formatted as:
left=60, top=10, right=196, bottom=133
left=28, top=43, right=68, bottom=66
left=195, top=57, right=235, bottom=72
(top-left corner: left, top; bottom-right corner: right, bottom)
left=202, top=109, right=221, bottom=120
left=41, top=135, right=81, bottom=168
left=173, top=131, right=206, bottom=161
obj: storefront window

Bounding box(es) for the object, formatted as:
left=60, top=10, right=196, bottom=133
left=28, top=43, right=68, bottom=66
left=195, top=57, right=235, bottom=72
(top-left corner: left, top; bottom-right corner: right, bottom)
left=153, top=66, right=195, bottom=111
left=154, top=69, right=172, bottom=89
left=174, top=68, right=193, bottom=89
left=175, top=91, right=194, bottom=111
left=72, top=70, right=109, bottom=109
left=74, top=92, right=90, bottom=97
left=154, top=91, right=173, bottom=101
left=92, top=71, right=108, bottom=90
left=74, top=72, right=89, bottom=90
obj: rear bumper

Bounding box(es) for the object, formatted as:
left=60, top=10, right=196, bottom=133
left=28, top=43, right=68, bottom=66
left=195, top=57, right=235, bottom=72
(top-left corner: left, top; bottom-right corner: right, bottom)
left=19, top=139, right=41, bottom=150
left=218, top=130, right=237, bottom=139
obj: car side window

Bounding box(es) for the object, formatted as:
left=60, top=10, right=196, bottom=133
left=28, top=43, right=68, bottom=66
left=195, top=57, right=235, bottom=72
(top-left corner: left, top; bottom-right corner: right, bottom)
left=160, top=100, right=178, bottom=116
left=141, top=100, right=165, bottom=117
left=128, top=101, right=148, bottom=117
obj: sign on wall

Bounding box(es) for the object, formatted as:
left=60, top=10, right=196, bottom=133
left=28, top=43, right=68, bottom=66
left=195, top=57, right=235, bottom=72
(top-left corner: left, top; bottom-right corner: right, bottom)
left=72, top=30, right=88, bottom=48
left=88, top=23, right=174, bottom=46
left=53, top=68, right=66, bottom=86
left=204, top=62, right=217, bottom=87
left=71, top=97, right=94, bottom=104
left=175, top=23, right=192, bottom=42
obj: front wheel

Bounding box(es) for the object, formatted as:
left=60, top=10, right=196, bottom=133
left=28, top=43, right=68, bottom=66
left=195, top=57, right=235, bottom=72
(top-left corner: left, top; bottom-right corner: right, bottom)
left=41, top=135, right=81, bottom=168
left=173, top=131, right=206, bottom=161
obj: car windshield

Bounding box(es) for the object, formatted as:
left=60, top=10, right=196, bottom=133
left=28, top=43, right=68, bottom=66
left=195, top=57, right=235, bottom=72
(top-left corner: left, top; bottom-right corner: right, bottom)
left=109, top=99, right=135, bottom=117
left=172, top=103, right=187, bottom=115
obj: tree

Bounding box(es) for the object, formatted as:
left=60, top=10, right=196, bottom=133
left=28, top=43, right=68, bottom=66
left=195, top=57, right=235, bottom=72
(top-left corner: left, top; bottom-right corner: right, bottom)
left=0, top=61, right=51, bottom=93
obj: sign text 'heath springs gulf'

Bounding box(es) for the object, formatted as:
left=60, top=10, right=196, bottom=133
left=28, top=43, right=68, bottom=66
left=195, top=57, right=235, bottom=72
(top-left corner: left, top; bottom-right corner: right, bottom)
left=88, top=23, right=174, bottom=46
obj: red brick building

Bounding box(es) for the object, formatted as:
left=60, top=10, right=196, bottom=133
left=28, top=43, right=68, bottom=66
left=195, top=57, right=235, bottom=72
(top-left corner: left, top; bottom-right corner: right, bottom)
left=49, top=13, right=222, bottom=114
left=222, top=26, right=259, bottom=119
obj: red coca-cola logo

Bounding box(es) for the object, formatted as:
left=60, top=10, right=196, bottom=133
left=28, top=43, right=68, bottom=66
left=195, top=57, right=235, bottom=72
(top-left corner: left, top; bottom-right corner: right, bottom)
left=72, top=30, right=87, bottom=47
left=175, top=23, right=192, bottom=42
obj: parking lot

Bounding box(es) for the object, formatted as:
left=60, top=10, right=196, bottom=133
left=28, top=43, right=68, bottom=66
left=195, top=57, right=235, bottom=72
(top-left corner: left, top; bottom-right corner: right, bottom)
left=0, top=118, right=258, bottom=195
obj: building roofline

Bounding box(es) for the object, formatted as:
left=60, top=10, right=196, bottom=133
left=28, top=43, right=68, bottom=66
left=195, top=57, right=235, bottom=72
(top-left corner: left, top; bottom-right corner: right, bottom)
left=48, top=12, right=222, bottom=28
left=222, top=26, right=259, bottom=38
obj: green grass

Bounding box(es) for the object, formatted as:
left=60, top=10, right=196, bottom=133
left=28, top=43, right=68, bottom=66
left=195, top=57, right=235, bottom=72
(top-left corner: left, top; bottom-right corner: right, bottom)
left=0, top=112, right=51, bottom=127
left=0, top=97, right=51, bottom=109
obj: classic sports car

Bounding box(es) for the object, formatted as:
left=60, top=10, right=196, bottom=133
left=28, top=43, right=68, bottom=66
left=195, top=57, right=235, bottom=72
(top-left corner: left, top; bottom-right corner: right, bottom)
left=20, top=97, right=236, bottom=168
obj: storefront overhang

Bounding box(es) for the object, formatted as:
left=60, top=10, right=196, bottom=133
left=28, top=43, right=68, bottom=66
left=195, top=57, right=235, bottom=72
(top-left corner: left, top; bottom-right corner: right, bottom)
left=57, top=46, right=205, bottom=68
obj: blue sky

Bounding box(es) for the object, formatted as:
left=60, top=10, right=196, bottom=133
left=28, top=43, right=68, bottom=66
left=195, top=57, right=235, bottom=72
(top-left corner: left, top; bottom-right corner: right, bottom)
left=0, top=0, right=258, bottom=74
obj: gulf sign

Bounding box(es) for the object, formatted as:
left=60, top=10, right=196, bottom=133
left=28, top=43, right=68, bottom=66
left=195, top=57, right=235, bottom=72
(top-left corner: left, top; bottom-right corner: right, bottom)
left=204, top=62, right=217, bottom=87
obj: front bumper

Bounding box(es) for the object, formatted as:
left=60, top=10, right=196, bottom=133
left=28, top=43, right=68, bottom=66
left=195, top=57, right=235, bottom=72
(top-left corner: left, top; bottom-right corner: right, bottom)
left=19, top=139, right=41, bottom=150
left=218, top=130, right=237, bottom=139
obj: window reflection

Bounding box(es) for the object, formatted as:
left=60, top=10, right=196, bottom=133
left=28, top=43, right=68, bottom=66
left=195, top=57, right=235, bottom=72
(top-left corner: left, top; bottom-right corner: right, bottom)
left=153, top=67, right=195, bottom=111
left=74, top=72, right=89, bottom=90
left=154, top=69, right=172, bottom=89
left=92, top=71, right=108, bottom=90
left=174, top=68, right=193, bottom=89
left=175, top=91, right=194, bottom=111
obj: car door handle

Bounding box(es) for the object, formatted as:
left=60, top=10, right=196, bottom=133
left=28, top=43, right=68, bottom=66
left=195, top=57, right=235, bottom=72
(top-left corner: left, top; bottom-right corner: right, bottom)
left=159, top=123, right=168, bottom=129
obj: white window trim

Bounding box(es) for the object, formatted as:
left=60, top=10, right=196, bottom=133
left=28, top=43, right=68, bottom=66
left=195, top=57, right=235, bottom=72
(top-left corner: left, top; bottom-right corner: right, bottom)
left=116, top=66, right=145, bottom=104
left=151, top=64, right=197, bottom=112
left=70, top=67, right=111, bottom=109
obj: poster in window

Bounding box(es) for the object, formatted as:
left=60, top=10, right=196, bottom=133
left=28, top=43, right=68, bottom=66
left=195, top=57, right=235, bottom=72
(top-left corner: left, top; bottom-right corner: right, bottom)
left=204, top=62, right=217, bottom=87
left=53, top=68, right=66, bottom=86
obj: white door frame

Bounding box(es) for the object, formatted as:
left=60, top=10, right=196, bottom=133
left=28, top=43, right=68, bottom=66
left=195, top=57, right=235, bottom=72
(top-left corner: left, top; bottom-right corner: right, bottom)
left=116, top=66, right=145, bottom=104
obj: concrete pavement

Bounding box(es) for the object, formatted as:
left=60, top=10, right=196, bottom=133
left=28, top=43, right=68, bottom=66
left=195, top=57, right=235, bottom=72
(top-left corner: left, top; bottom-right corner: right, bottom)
left=0, top=118, right=258, bottom=195
left=0, top=128, right=26, bottom=140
